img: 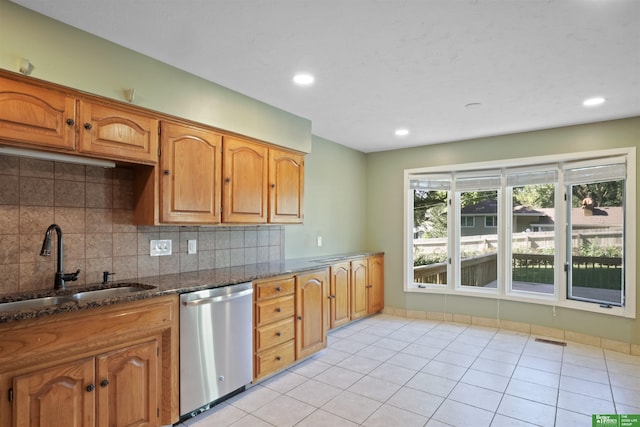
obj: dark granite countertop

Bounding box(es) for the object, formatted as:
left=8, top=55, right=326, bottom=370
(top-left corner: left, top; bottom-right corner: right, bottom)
left=0, top=252, right=383, bottom=324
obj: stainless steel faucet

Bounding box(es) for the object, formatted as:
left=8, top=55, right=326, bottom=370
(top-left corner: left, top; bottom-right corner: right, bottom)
left=40, top=224, right=80, bottom=290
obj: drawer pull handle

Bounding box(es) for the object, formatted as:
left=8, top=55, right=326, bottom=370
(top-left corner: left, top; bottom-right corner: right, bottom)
left=275, top=356, right=281, bottom=361
left=276, top=287, right=281, bottom=292
left=275, top=307, right=281, bottom=313
left=276, top=331, right=281, bottom=336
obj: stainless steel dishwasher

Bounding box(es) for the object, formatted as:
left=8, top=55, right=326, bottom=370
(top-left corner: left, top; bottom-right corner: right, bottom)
left=179, top=282, right=253, bottom=418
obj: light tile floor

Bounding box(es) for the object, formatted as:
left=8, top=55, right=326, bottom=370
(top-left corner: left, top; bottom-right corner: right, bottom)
left=176, top=314, right=640, bottom=427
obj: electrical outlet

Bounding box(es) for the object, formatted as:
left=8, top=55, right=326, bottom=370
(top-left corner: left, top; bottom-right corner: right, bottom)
left=188, top=239, right=197, bottom=255
left=150, top=240, right=172, bottom=256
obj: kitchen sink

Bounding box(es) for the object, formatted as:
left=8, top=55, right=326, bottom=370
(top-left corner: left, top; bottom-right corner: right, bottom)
left=69, top=285, right=153, bottom=301
left=0, top=296, right=75, bottom=312
left=0, top=285, right=156, bottom=313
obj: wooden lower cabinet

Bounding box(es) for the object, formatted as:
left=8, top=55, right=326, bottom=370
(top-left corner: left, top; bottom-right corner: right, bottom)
left=0, top=296, right=178, bottom=427
left=329, top=262, right=351, bottom=329
left=252, top=256, right=383, bottom=381
left=14, top=358, right=95, bottom=427
left=96, top=340, right=159, bottom=427
left=295, top=269, right=329, bottom=360
left=13, top=339, right=158, bottom=427
left=350, top=258, right=368, bottom=320
left=253, top=276, right=296, bottom=380
left=367, top=255, right=384, bottom=314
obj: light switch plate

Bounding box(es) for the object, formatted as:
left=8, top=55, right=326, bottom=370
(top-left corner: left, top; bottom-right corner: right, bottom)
left=150, top=239, right=172, bottom=256
left=188, top=239, right=197, bottom=255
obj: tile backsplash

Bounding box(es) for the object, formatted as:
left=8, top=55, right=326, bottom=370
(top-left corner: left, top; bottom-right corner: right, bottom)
left=0, top=154, right=284, bottom=295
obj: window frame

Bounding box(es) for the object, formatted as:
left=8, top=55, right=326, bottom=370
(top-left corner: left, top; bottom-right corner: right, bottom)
left=484, top=216, right=497, bottom=228
left=403, top=147, right=636, bottom=319
left=461, top=216, right=475, bottom=228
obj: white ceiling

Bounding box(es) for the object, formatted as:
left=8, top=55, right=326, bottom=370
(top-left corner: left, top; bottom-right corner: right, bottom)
left=12, top=0, right=640, bottom=153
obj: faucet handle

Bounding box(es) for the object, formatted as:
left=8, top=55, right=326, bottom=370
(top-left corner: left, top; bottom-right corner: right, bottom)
left=63, top=269, right=81, bottom=282
left=102, top=271, right=115, bottom=284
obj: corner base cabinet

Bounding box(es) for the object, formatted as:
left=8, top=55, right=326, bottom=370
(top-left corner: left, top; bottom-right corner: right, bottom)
left=0, top=296, right=179, bottom=427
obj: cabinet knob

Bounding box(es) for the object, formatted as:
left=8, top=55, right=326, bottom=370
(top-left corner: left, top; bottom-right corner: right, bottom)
left=164, top=169, right=171, bottom=176
left=298, top=315, right=302, bottom=320
left=275, top=356, right=281, bottom=361
left=275, top=287, right=281, bottom=292
left=66, top=118, right=75, bottom=126
left=86, top=384, right=95, bottom=392
left=276, top=331, right=281, bottom=336
left=84, top=123, right=92, bottom=130
left=225, top=177, right=231, bottom=183
left=275, top=307, right=281, bottom=313
left=100, top=379, right=110, bottom=388
left=271, top=184, right=276, bottom=188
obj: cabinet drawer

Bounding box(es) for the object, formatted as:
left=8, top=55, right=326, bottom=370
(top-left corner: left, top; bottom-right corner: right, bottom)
left=255, top=295, right=294, bottom=326
left=255, top=318, right=295, bottom=351
left=255, top=278, right=294, bottom=301
left=255, top=340, right=295, bottom=379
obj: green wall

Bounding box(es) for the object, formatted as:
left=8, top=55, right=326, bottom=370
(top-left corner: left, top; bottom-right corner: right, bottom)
left=0, top=0, right=311, bottom=153
left=365, top=117, right=640, bottom=344
left=285, top=135, right=367, bottom=258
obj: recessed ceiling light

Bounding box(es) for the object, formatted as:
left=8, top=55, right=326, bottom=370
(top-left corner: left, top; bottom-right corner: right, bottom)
left=293, top=73, right=315, bottom=86
left=583, top=97, right=605, bottom=107
left=395, top=128, right=410, bottom=137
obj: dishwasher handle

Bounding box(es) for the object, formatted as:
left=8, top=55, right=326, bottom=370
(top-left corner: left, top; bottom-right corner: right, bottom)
left=182, top=288, right=253, bottom=307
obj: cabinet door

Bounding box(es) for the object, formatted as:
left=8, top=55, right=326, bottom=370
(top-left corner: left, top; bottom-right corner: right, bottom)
left=367, top=256, right=384, bottom=314
left=350, top=259, right=368, bottom=320
left=0, top=76, right=76, bottom=150
left=222, top=137, right=268, bottom=223
left=13, top=358, right=95, bottom=427
left=268, top=149, right=304, bottom=223
left=330, top=262, right=351, bottom=329
left=96, top=340, right=159, bottom=427
left=159, top=122, right=222, bottom=224
left=295, top=269, right=328, bottom=359
left=79, top=101, right=158, bottom=164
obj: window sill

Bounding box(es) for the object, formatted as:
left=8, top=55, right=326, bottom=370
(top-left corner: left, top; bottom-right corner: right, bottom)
left=405, top=284, right=635, bottom=319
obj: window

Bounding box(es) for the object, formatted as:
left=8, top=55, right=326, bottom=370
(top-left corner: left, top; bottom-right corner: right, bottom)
left=404, top=148, right=635, bottom=318
left=410, top=176, right=450, bottom=286
left=461, top=216, right=475, bottom=228
left=564, top=159, right=626, bottom=307
left=507, top=169, right=558, bottom=296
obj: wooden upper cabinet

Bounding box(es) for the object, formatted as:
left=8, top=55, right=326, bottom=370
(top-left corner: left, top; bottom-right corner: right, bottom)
left=79, top=101, right=159, bottom=164
left=13, top=357, right=95, bottom=427
left=0, top=76, right=76, bottom=151
left=268, top=148, right=304, bottom=223
left=222, top=137, right=268, bottom=223
left=159, top=122, right=222, bottom=224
